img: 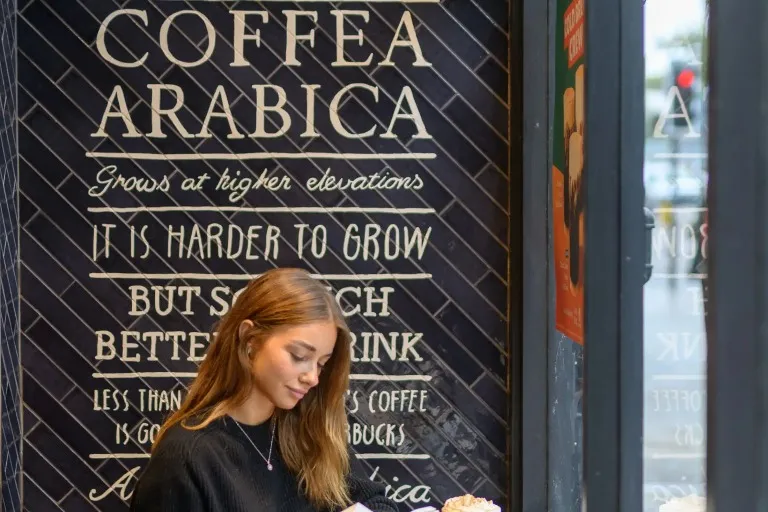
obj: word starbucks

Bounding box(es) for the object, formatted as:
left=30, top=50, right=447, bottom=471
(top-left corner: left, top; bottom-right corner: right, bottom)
left=92, top=222, right=432, bottom=262
left=92, top=8, right=434, bottom=142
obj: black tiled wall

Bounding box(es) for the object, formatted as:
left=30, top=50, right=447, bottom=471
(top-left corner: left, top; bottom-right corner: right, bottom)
left=15, top=1, right=510, bottom=510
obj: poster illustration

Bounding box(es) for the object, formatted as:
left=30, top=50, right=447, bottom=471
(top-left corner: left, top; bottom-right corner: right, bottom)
left=553, top=0, right=585, bottom=343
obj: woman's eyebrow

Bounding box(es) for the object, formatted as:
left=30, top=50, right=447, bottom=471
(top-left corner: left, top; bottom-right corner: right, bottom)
left=290, top=340, right=316, bottom=352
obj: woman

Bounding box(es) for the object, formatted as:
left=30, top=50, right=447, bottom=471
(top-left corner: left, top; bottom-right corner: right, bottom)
left=130, top=268, right=398, bottom=512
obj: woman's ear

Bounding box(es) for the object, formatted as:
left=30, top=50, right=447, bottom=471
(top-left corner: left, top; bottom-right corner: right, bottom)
left=238, top=319, right=254, bottom=343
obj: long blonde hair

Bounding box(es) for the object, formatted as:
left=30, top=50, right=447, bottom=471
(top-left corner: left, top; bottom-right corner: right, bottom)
left=152, top=268, right=352, bottom=509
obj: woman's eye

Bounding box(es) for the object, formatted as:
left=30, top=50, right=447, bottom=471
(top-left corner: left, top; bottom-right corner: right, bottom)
left=290, top=353, right=307, bottom=363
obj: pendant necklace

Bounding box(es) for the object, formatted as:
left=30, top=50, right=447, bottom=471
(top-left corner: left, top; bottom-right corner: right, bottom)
left=233, top=418, right=277, bottom=471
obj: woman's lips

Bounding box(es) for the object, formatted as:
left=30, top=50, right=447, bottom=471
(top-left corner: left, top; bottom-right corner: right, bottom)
left=287, top=387, right=307, bottom=399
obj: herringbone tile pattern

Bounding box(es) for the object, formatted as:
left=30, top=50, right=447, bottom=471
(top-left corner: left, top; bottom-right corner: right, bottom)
left=10, top=1, right=510, bottom=509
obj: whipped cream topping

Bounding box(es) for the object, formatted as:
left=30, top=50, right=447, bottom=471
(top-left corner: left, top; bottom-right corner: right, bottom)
left=442, top=494, right=501, bottom=512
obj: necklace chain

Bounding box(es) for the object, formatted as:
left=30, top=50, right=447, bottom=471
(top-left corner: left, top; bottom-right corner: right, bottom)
left=233, top=418, right=277, bottom=471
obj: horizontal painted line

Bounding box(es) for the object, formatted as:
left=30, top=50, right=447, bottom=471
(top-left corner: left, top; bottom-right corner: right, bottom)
left=88, top=206, right=436, bottom=214
left=650, top=374, right=706, bottom=381
left=355, top=453, right=432, bottom=460
left=648, top=452, right=705, bottom=460
left=89, top=452, right=431, bottom=460
left=88, top=273, right=432, bottom=281
left=85, top=152, right=437, bottom=161
left=92, top=372, right=433, bottom=382
left=92, top=372, right=198, bottom=379
left=652, top=207, right=707, bottom=214
left=90, top=453, right=149, bottom=460
left=347, top=374, right=433, bottom=382
left=652, top=152, right=707, bottom=160
left=653, top=273, right=706, bottom=280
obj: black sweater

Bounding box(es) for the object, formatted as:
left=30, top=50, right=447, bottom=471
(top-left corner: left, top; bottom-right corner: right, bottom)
left=129, top=416, right=398, bottom=512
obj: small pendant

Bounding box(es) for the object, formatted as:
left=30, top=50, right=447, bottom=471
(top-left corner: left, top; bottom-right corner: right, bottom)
left=267, top=463, right=273, bottom=471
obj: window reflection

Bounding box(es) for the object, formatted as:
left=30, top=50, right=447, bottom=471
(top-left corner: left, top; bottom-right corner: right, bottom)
left=643, top=0, right=708, bottom=510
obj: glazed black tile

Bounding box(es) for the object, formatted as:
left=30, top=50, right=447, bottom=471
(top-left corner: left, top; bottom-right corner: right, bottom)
left=434, top=301, right=505, bottom=376
left=390, top=275, right=449, bottom=314
left=22, top=336, right=73, bottom=402
left=20, top=297, right=37, bottom=332
left=430, top=170, right=507, bottom=249
left=58, top=489, right=100, bottom=511
left=20, top=109, right=92, bottom=183
left=23, top=442, right=72, bottom=503
left=408, top=375, right=507, bottom=466
left=390, top=291, right=484, bottom=384
left=471, top=0, right=510, bottom=30
left=388, top=160, right=454, bottom=212
left=438, top=385, right=507, bottom=459
left=471, top=478, right=506, bottom=507
left=17, top=16, right=69, bottom=81
left=20, top=268, right=97, bottom=365
left=18, top=475, right=61, bottom=511
left=22, top=320, right=94, bottom=398
left=59, top=70, right=129, bottom=127
left=476, top=272, right=508, bottom=315
left=18, top=0, right=35, bottom=12
left=45, top=0, right=108, bottom=43
left=23, top=2, right=141, bottom=102
left=476, top=58, right=509, bottom=100
left=428, top=261, right=506, bottom=339
left=61, top=389, right=126, bottom=449
left=435, top=408, right=506, bottom=469
left=406, top=7, right=486, bottom=69
left=444, top=0, right=508, bottom=64
left=444, top=96, right=508, bottom=170
left=475, top=164, right=509, bottom=213
left=472, top=372, right=508, bottom=419
left=25, top=423, right=127, bottom=509
left=360, top=3, right=409, bottom=27
left=417, top=29, right=508, bottom=135
left=27, top=319, right=95, bottom=398
left=18, top=124, right=70, bottom=188
left=22, top=372, right=100, bottom=470
left=19, top=62, right=101, bottom=148
left=19, top=231, right=72, bottom=295
left=409, top=102, right=487, bottom=175
left=24, top=214, right=138, bottom=326
left=372, top=55, right=454, bottom=109
left=442, top=201, right=507, bottom=271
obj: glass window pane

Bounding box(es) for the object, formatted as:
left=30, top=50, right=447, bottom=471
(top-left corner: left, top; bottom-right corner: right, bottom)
left=643, top=1, right=708, bottom=510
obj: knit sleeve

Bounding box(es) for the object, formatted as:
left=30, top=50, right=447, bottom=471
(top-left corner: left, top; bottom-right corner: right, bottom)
left=344, top=458, right=398, bottom=512
left=130, top=442, right=208, bottom=512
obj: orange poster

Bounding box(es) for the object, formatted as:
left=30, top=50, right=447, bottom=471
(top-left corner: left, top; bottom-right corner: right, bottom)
left=553, top=0, right=585, bottom=343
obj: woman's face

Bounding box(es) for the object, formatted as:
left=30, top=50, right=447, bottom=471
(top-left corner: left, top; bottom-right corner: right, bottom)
left=248, top=321, right=338, bottom=410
